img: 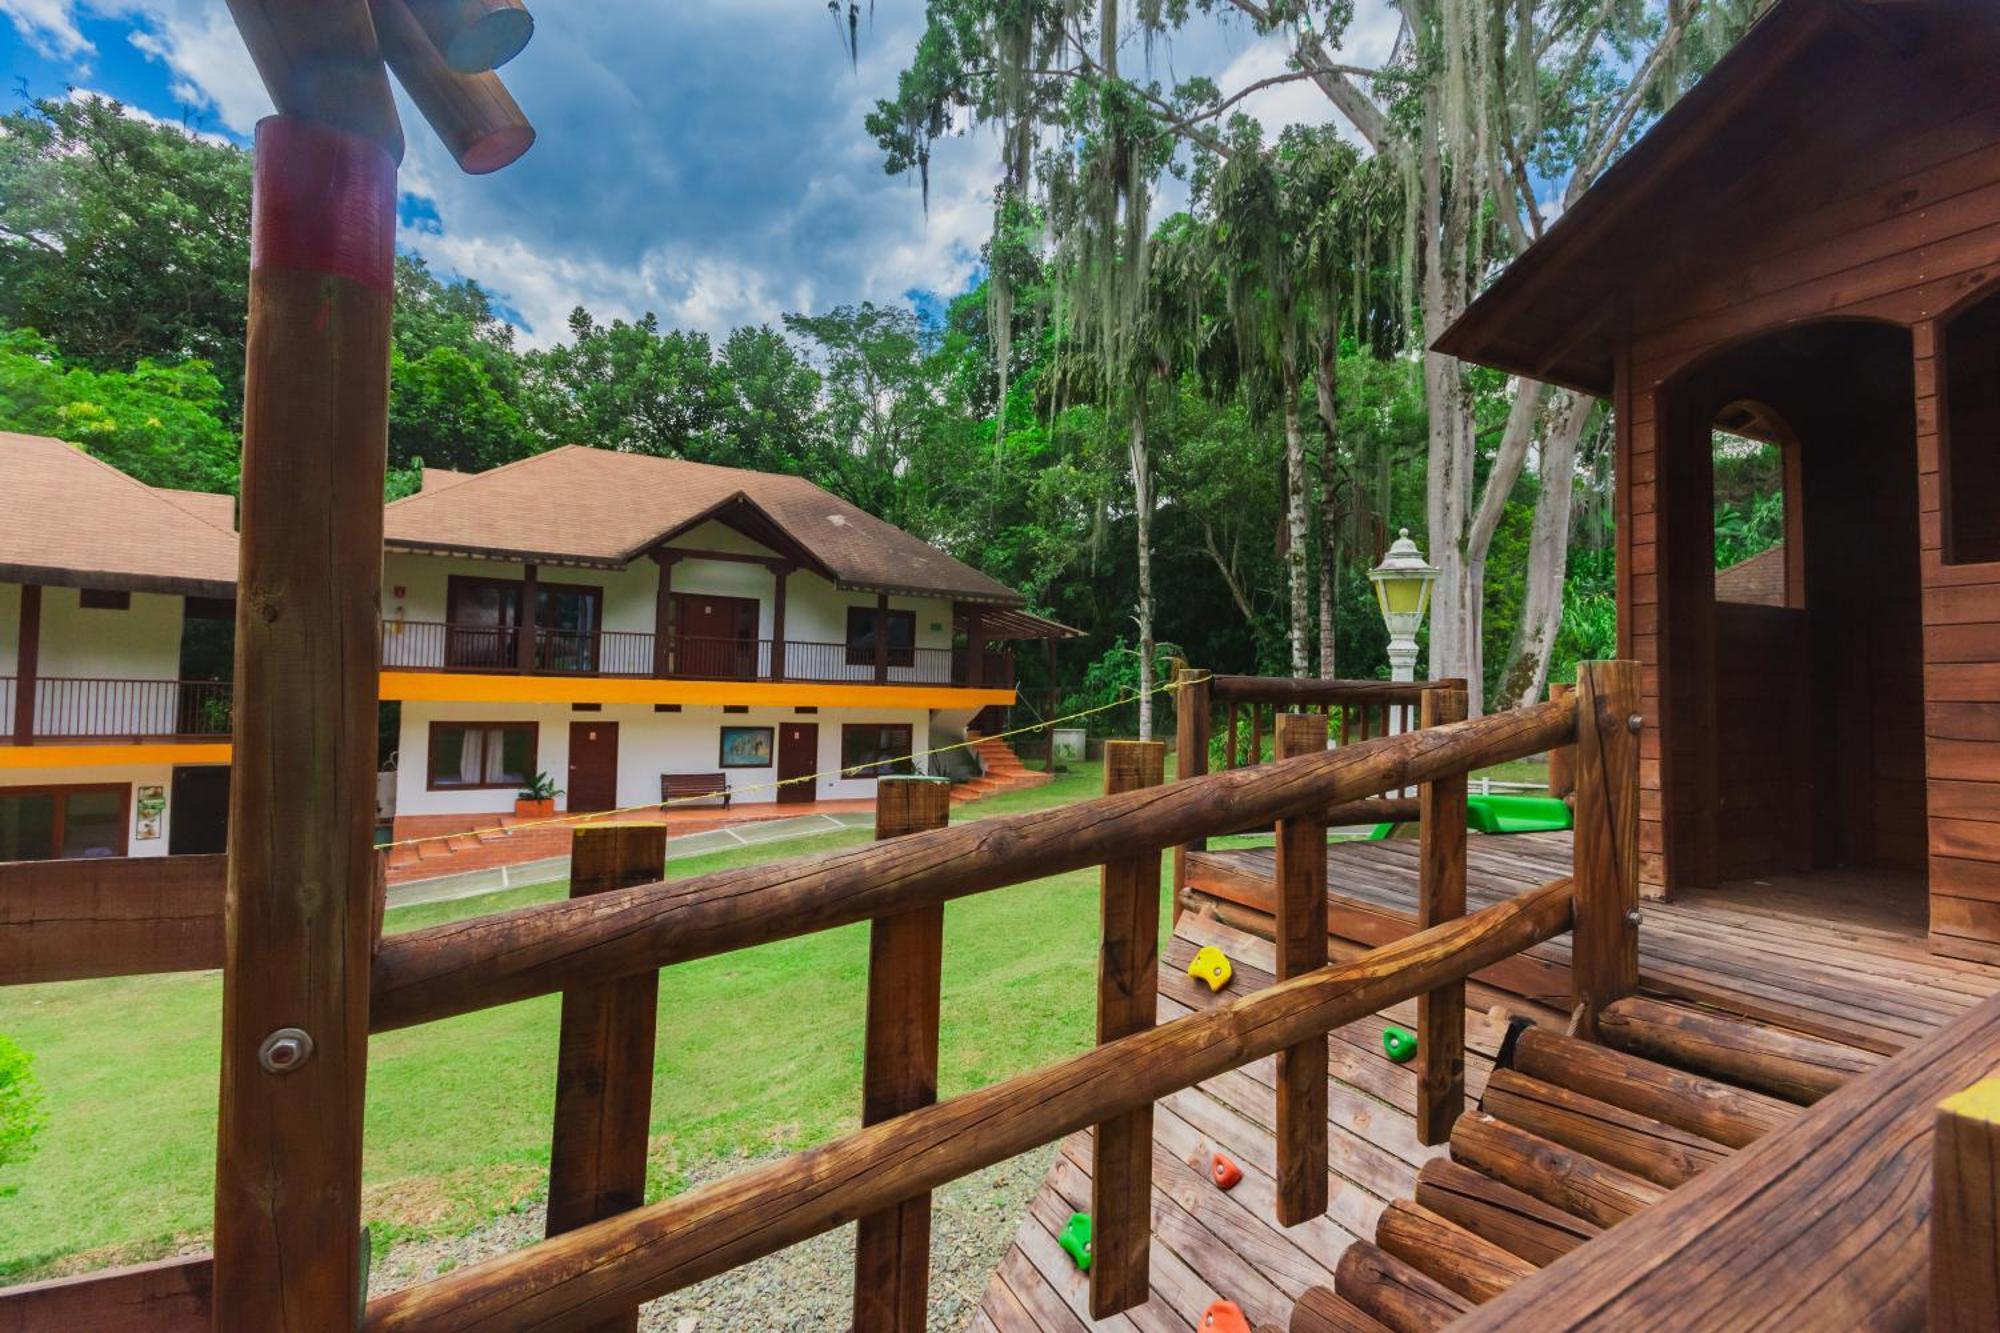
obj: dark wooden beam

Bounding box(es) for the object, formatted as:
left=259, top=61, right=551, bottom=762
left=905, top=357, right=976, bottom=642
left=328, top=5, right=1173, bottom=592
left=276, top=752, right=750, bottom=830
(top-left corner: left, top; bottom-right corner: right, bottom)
left=1273, top=712, right=1329, bottom=1225
left=0, top=855, right=227, bottom=983
left=212, top=113, right=394, bottom=1329
left=873, top=592, right=889, bottom=684
left=0, top=1254, right=211, bottom=1332
left=650, top=551, right=678, bottom=677
left=516, top=561, right=538, bottom=673
left=1417, top=684, right=1470, bottom=1145
left=770, top=564, right=789, bottom=682
left=1570, top=661, right=1640, bottom=1035
left=371, top=0, right=534, bottom=175
left=223, top=0, right=403, bottom=160
left=407, top=0, right=532, bottom=73
left=12, top=584, right=38, bottom=744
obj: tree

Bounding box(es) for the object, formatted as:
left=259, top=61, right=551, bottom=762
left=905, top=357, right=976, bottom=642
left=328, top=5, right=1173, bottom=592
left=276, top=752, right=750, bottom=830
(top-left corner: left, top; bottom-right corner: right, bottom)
left=520, top=309, right=732, bottom=460
left=0, top=328, right=239, bottom=492
left=0, top=96, right=252, bottom=405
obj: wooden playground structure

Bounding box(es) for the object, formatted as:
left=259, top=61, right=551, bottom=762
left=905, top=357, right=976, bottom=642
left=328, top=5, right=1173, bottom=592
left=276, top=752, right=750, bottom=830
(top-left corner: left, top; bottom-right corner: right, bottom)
left=7, top=0, right=2000, bottom=1329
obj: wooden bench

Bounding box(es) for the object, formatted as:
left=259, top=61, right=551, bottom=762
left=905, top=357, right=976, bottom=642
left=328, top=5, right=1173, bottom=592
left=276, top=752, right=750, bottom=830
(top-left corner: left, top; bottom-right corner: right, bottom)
left=661, top=773, right=731, bottom=808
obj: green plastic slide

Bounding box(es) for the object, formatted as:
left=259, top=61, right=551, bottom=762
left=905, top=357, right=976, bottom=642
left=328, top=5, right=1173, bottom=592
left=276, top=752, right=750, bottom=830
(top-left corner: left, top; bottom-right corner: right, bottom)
left=1368, top=793, right=1572, bottom=840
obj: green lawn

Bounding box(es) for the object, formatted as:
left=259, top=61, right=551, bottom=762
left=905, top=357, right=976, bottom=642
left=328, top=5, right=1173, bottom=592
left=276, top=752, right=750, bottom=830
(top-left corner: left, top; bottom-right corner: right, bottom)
left=0, top=759, right=1180, bottom=1279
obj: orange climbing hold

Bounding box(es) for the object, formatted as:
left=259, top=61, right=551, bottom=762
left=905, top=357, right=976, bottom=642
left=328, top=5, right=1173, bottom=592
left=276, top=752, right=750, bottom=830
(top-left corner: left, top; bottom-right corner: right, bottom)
left=1200, top=1300, right=1252, bottom=1333
left=1209, top=1152, right=1243, bottom=1190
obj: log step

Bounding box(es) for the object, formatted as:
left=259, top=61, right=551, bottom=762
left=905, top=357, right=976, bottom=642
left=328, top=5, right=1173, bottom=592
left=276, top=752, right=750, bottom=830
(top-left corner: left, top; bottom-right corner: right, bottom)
left=1413, top=1157, right=1600, bottom=1267
left=1448, top=1111, right=1666, bottom=1228
left=1508, top=1025, right=1796, bottom=1148
left=1290, top=1285, right=1394, bottom=1333
left=1332, top=1240, right=1473, bottom=1333
left=1478, top=1068, right=1731, bottom=1188
left=1373, top=1198, right=1538, bottom=1303
left=1597, top=995, right=1884, bottom=1104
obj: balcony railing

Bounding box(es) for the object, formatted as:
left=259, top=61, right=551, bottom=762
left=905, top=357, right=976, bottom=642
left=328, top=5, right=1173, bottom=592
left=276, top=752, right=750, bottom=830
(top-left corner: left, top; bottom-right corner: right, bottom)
left=381, top=623, right=1017, bottom=688
left=0, top=676, right=233, bottom=742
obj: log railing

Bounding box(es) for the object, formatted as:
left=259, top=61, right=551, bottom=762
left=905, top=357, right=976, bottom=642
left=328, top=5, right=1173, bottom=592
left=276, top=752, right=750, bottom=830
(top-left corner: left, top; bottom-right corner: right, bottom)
left=0, top=663, right=1641, bottom=1333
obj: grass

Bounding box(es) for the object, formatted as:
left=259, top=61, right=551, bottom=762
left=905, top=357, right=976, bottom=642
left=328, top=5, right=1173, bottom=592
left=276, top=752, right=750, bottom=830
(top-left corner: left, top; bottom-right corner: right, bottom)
left=0, top=759, right=1173, bottom=1279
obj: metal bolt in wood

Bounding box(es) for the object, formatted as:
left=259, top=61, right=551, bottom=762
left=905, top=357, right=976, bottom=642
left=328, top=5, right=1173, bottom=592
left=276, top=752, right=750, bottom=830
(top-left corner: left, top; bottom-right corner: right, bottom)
left=257, top=1027, right=314, bottom=1074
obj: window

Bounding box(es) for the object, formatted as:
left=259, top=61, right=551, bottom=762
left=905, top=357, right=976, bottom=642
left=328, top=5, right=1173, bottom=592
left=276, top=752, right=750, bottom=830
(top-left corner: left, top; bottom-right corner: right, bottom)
left=1943, top=288, right=2000, bottom=565
left=1709, top=413, right=1800, bottom=608
left=79, top=588, right=130, bottom=610
left=445, top=576, right=603, bottom=670
left=427, top=722, right=538, bottom=789
left=0, top=784, right=128, bottom=861
left=845, top=607, right=915, bottom=667
left=841, top=723, right=914, bottom=778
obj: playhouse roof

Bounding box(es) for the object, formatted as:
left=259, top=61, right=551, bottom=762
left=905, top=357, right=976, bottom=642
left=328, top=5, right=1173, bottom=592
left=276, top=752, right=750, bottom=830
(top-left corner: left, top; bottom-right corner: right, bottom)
left=1433, top=0, right=2000, bottom=396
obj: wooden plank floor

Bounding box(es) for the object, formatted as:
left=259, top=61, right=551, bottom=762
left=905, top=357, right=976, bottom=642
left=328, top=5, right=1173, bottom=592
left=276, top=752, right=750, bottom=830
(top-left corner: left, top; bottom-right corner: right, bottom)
left=976, top=834, right=2000, bottom=1331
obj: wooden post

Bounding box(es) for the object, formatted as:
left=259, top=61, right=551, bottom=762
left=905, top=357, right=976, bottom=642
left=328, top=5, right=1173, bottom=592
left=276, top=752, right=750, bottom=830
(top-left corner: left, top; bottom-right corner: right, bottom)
left=1546, top=682, right=1576, bottom=800
left=1091, top=740, right=1166, bottom=1318
left=12, top=584, right=38, bottom=743
left=651, top=551, right=677, bottom=677
left=1932, top=1076, right=2000, bottom=1332
left=852, top=777, right=951, bottom=1332
left=517, top=560, right=538, bottom=672
left=1571, top=661, right=1640, bottom=1036
left=964, top=606, right=985, bottom=687
left=1273, top=712, right=1330, bottom=1224
left=1044, top=639, right=1059, bottom=773
left=212, top=114, right=394, bottom=1331
left=1171, top=667, right=1212, bottom=909
left=873, top=592, right=890, bottom=684
left=546, top=823, right=667, bottom=1333
left=1416, top=685, right=1469, bottom=1145
left=770, top=563, right=788, bottom=681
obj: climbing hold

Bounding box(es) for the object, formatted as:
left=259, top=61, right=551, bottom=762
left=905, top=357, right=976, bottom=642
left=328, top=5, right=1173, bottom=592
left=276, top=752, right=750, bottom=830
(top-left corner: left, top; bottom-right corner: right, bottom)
left=1058, top=1211, right=1092, bottom=1271
left=1200, top=1300, right=1252, bottom=1333
left=1209, top=1152, right=1244, bottom=1191
left=1188, top=945, right=1233, bottom=992
left=1383, top=1025, right=1418, bottom=1063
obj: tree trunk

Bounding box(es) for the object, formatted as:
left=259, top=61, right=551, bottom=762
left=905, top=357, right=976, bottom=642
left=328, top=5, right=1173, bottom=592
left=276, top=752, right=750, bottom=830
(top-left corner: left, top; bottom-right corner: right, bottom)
left=1129, top=393, right=1155, bottom=741
left=1282, top=324, right=1311, bottom=678
left=1315, top=325, right=1342, bottom=680
left=1497, top=389, right=1592, bottom=709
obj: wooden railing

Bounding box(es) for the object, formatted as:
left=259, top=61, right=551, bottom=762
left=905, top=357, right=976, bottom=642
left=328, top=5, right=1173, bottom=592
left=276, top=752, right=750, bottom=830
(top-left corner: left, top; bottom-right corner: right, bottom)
left=381, top=621, right=1012, bottom=687
left=0, top=662, right=1640, bottom=1332
left=0, top=675, right=233, bottom=742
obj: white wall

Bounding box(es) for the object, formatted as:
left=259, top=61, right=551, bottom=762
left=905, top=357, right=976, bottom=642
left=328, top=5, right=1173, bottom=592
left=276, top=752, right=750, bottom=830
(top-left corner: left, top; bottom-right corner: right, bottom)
left=0, top=582, right=193, bottom=736
left=0, top=760, right=182, bottom=859
left=382, top=531, right=961, bottom=684
left=395, top=700, right=933, bottom=817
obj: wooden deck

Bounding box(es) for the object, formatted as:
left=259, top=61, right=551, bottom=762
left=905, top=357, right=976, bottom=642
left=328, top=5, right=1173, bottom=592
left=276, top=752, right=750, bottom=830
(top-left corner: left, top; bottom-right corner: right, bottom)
left=975, top=833, right=2000, bottom=1331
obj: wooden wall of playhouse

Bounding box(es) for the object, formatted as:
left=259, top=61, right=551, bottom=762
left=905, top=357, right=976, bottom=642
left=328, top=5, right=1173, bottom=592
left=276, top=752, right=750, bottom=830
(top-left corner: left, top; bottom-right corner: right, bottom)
left=1608, top=15, right=2000, bottom=958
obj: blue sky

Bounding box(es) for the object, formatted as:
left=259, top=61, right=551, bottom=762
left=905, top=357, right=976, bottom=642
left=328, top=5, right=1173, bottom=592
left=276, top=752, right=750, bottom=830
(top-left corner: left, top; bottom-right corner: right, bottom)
left=0, top=1, right=1397, bottom=347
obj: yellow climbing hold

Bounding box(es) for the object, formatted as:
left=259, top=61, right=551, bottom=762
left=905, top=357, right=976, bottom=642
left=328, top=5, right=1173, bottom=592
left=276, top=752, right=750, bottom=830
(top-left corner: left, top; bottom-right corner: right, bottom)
left=1188, top=945, right=1233, bottom=993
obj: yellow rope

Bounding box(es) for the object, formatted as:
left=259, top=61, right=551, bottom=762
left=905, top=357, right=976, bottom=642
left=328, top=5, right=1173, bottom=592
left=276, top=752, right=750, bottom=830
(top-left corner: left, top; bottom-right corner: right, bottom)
left=375, top=671, right=1209, bottom=852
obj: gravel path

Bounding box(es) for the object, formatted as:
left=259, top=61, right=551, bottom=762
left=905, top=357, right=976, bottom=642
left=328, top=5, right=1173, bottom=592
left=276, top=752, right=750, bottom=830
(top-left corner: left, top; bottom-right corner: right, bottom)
left=368, top=1144, right=1055, bottom=1331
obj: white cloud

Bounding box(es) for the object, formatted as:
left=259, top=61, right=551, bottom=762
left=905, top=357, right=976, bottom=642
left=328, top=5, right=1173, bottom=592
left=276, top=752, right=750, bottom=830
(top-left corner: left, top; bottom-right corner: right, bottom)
left=1, top=0, right=90, bottom=59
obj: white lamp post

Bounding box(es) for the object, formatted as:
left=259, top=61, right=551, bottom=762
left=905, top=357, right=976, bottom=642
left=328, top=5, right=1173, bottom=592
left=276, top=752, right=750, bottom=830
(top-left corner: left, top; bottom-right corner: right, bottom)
left=1369, top=528, right=1439, bottom=685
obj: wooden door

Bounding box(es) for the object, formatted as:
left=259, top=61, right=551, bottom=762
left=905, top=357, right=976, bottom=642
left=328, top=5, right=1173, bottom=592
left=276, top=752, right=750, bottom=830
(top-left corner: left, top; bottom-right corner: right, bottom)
left=567, top=721, right=620, bottom=813
left=675, top=593, right=760, bottom=679
left=777, top=721, right=817, bottom=805
left=168, top=765, right=231, bottom=855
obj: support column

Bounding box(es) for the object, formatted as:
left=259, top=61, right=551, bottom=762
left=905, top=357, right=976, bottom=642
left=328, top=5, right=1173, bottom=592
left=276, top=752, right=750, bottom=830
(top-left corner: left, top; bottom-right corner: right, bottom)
left=12, top=584, right=40, bottom=744
left=1572, top=660, right=1641, bottom=1036
left=651, top=551, right=677, bottom=677
left=1273, top=712, right=1330, bottom=1224
left=213, top=114, right=394, bottom=1331
left=964, top=606, right=984, bottom=687
left=517, top=561, right=539, bottom=673
left=770, top=562, right=789, bottom=681
left=873, top=591, right=889, bottom=684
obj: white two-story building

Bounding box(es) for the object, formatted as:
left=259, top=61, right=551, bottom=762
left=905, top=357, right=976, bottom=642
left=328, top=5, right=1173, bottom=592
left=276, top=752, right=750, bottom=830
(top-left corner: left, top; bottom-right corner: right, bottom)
left=0, top=433, right=1072, bottom=861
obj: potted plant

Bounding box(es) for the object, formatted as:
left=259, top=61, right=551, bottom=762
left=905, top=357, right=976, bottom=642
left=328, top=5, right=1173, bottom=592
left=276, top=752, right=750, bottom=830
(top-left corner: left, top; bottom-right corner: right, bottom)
left=515, top=772, right=562, bottom=819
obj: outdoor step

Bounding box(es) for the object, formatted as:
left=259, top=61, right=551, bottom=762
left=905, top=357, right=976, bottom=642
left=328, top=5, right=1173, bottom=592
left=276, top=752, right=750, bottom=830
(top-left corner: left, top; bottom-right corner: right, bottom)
left=1507, top=1026, right=1795, bottom=1149
left=1478, top=1068, right=1730, bottom=1189
left=1412, top=1157, right=1599, bottom=1268
left=1449, top=1112, right=1666, bottom=1229
left=1289, top=1286, right=1393, bottom=1333
left=1596, top=995, right=1883, bottom=1105
left=1333, top=1239, right=1473, bottom=1332
left=1373, top=1198, right=1538, bottom=1304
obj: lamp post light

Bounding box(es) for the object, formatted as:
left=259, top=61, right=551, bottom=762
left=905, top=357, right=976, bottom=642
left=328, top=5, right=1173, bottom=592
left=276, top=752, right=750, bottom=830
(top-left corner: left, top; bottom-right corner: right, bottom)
left=1369, top=528, right=1439, bottom=685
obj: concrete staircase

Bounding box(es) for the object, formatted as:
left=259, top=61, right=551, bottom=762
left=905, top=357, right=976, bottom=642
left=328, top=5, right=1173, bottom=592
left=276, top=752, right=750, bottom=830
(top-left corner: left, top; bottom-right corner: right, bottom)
left=951, top=732, right=1055, bottom=805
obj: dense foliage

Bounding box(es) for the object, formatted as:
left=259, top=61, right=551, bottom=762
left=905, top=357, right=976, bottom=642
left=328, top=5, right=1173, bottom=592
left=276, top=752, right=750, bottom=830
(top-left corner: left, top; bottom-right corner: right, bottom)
left=0, top=91, right=1774, bottom=707
left=0, top=1035, right=45, bottom=1198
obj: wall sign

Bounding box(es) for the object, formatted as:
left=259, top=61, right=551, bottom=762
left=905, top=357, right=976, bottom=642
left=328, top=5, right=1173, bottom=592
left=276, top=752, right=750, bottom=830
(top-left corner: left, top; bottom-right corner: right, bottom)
left=135, top=785, right=166, bottom=841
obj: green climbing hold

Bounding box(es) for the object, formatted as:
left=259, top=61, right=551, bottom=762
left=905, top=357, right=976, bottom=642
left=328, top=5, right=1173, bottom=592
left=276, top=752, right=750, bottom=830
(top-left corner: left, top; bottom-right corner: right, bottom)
left=1058, top=1211, right=1093, bottom=1271
left=1383, top=1025, right=1418, bottom=1063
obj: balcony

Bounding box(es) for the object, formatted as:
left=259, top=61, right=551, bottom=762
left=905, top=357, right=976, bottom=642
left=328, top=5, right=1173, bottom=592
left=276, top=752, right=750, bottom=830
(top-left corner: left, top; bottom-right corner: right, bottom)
left=381, top=623, right=1017, bottom=689
left=0, top=676, right=234, bottom=743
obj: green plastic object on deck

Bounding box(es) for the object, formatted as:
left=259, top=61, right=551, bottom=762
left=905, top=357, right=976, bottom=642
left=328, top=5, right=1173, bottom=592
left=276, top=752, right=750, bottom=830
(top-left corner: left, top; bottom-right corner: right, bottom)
left=1059, top=1211, right=1093, bottom=1271
left=1383, top=1025, right=1418, bottom=1062
left=1367, top=793, right=1574, bottom=840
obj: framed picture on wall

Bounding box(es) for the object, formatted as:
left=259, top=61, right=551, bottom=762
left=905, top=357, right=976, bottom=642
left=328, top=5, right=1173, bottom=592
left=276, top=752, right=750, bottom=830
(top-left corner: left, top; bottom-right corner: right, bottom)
left=718, top=725, right=775, bottom=769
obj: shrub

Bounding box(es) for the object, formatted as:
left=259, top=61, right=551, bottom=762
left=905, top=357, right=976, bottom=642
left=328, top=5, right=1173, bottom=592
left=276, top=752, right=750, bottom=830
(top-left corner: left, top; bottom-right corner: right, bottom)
left=0, top=1035, right=46, bottom=1196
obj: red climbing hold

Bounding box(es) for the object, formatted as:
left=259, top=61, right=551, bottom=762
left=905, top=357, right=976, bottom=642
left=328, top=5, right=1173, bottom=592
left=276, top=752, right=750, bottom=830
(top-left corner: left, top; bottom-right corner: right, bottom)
left=1209, top=1152, right=1243, bottom=1190
left=1200, top=1300, right=1252, bottom=1333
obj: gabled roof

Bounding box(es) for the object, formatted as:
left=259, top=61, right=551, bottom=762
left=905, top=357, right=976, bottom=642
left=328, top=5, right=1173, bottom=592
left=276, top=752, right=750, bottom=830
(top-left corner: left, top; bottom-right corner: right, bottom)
left=1433, top=0, right=2000, bottom=395
left=383, top=445, right=1028, bottom=606
left=0, top=432, right=238, bottom=597
left=157, top=488, right=237, bottom=533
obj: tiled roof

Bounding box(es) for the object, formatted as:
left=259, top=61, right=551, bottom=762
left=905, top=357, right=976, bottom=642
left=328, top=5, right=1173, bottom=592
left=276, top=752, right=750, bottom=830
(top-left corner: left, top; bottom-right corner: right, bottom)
left=0, top=432, right=238, bottom=596
left=384, top=445, right=1026, bottom=605
left=156, top=488, right=237, bottom=533
left=1715, top=545, right=1787, bottom=607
